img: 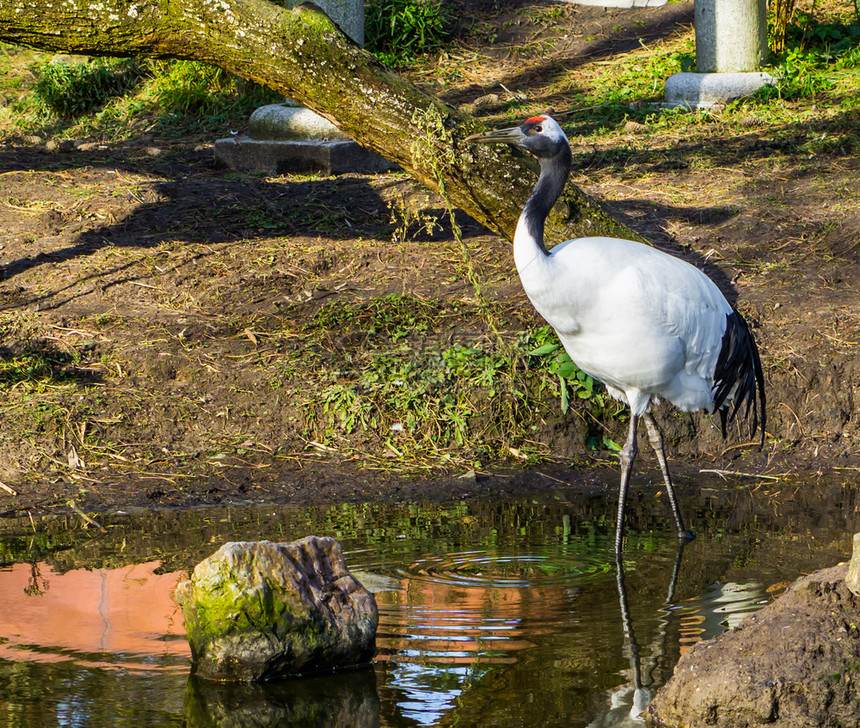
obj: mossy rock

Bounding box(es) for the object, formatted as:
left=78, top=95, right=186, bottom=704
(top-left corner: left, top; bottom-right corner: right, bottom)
left=175, top=537, right=378, bottom=681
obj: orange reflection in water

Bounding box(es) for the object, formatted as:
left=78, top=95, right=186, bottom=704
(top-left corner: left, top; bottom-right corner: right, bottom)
left=0, top=561, right=189, bottom=671
left=376, top=567, right=575, bottom=665
left=678, top=613, right=706, bottom=655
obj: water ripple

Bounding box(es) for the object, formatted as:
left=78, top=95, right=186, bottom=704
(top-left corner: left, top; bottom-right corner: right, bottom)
left=349, top=544, right=615, bottom=671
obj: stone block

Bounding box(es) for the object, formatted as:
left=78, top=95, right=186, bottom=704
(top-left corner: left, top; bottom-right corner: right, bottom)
left=214, top=136, right=399, bottom=176
left=664, top=71, right=774, bottom=109
left=248, top=104, right=351, bottom=142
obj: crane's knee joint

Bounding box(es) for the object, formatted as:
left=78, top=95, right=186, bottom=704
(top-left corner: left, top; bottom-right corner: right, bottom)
left=620, top=438, right=638, bottom=465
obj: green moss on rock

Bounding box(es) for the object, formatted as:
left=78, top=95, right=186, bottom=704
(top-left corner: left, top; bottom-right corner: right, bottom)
left=175, top=537, right=378, bottom=681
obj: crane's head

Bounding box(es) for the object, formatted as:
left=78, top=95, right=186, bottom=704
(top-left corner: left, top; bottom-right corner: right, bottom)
left=466, top=115, right=569, bottom=160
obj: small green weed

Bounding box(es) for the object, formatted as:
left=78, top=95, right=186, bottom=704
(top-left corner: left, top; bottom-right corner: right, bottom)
left=768, top=46, right=836, bottom=98
left=0, top=349, right=79, bottom=387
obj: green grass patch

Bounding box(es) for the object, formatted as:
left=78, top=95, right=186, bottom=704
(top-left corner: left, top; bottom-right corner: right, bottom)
left=301, top=293, right=448, bottom=341
left=1, top=51, right=282, bottom=140
left=0, top=349, right=79, bottom=387
left=0, top=313, right=89, bottom=390
left=34, top=57, right=148, bottom=118
left=274, top=296, right=622, bottom=469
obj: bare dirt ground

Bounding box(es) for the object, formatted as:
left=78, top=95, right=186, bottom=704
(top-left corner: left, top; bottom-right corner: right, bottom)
left=0, top=1, right=857, bottom=517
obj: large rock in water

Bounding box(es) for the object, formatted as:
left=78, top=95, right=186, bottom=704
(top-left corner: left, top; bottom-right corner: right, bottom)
left=175, top=537, right=378, bottom=681
left=648, top=563, right=860, bottom=727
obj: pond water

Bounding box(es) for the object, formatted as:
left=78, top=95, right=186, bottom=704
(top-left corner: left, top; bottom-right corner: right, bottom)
left=0, top=474, right=857, bottom=727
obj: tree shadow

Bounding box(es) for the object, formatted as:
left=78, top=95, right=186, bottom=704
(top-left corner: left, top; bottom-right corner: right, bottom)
left=0, top=144, right=487, bottom=311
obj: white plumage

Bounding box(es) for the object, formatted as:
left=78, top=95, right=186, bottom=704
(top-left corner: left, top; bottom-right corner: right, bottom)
left=469, top=115, right=765, bottom=553
left=518, top=234, right=730, bottom=415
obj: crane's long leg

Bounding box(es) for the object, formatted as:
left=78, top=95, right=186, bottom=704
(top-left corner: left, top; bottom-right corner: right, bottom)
left=643, top=413, right=694, bottom=542
left=615, top=414, right=639, bottom=554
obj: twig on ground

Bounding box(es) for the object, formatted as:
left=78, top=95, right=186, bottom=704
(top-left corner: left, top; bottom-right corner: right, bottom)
left=700, top=469, right=783, bottom=481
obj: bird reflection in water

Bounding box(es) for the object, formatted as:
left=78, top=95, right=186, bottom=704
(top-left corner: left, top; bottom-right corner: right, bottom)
left=588, top=544, right=687, bottom=727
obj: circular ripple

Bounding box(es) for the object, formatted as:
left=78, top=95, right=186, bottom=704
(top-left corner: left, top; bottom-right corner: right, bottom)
left=350, top=544, right=615, bottom=670
left=396, top=547, right=613, bottom=589
left=352, top=543, right=617, bottom=725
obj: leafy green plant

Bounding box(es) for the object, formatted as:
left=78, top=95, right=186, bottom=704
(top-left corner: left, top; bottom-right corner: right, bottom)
left=521, top=326, right=605, bottom=415
left=366, top=0, right=453, bottom=66
left=758, top=15, right=860, bottom=101
left=789, top=12, right=860, bottom=52
left=34, top=58, right=148, bottom=118
left=769, top=47, right=836, bottom=98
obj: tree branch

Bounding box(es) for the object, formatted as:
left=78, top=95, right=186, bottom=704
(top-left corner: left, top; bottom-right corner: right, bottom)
left=0, top=0, right=643, bottom=245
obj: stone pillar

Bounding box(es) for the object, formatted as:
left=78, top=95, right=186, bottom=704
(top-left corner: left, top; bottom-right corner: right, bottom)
left=664, top=0, right=773, bottom=108
left=282, top=0, right=363, bottom=46
left=695, top=0, right=767, bottom=72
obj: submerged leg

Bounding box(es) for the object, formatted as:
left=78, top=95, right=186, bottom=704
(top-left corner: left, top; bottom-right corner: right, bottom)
left=643, top=413, right=695, bottom=542
left=615, top=414, right=639, bottom=555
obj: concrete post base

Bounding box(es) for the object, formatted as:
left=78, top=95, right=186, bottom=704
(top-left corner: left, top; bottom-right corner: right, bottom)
left=214, top=137, right=399, bottom=176
left=663, top=71, right=774, bottom=109
left=214, top=104, right=398, bottom=176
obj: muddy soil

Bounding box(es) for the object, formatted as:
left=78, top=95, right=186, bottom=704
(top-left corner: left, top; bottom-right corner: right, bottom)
left=0, top=1, right=857, bottom=517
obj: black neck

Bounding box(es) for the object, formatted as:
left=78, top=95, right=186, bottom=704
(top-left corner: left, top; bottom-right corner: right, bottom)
left=521, top=144, right=572, bottom=256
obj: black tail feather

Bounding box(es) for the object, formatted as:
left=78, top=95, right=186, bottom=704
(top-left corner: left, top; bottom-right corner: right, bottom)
left=713, top=311, right=766, bottom=447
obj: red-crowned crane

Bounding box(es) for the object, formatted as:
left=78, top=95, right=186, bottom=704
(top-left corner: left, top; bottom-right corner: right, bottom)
left=467, top=115, right=765, bottom=554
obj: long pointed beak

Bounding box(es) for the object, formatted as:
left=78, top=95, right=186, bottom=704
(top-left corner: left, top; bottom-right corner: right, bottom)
left=465, top=125, right=525, bottom=145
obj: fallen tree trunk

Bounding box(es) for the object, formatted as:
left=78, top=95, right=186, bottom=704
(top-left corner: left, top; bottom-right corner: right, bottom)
left=0, top=0, right=641, bottom=245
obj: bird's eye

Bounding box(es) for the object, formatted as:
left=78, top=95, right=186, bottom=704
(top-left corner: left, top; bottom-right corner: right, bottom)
left=534, top=125, right=542, bottom=133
